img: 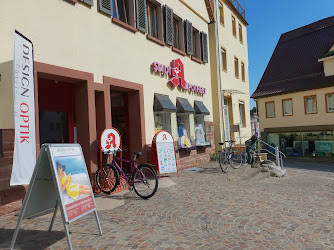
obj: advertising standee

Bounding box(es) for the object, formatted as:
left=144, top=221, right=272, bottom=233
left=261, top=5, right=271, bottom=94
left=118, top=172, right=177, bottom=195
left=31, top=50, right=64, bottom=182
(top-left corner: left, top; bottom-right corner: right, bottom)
left=10, top=144, right=102, bottom=250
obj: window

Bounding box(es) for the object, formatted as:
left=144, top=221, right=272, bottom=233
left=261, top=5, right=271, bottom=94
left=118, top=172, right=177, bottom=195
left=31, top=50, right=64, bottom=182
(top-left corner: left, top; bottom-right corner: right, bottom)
left=112, top=0, right=130, bottom=24
left=265, top=101, right=275, bottom=118
left=154, top=112, right=171, bottom=134
left=282, top=99, right=293, bottom=116
left=177, top=114, right=192, bottom=148
left=239, top=101, right=246, bottom=127
left=194, top=115, right=209, bottom=146
left=146, top=1, right=157, bottom=38
left=238, top=23, right=243, bottom=43
left=326, top=93, right=334, bottom=112
left=234, top=57, right=239, bottom=78
left=304, top=96, right=317, bottom=114
left=232, top=16, right=236, bottom=37
left=241, top=61, right=245, bottom=81
left=192, top=28, right=200, bottom=59
left=221, top=48, right=227, bottom=71
left=219, top=2, right=224, bottom=25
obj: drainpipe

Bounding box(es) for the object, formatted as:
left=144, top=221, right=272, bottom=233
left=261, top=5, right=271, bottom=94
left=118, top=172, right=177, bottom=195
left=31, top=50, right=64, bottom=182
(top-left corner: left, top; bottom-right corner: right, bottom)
left=215, top=0, right=226, bottom=148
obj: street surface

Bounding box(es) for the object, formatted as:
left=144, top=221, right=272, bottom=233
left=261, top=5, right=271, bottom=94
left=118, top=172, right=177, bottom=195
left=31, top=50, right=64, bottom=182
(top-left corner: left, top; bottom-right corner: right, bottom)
left=0, top=160, right=334, bottom=249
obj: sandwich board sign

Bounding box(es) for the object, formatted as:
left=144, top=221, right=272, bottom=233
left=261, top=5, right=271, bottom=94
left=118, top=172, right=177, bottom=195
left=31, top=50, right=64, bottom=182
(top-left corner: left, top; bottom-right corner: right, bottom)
left=149, top=131, right=179, bottom=178
left=10, top=144, right=102, bottom=250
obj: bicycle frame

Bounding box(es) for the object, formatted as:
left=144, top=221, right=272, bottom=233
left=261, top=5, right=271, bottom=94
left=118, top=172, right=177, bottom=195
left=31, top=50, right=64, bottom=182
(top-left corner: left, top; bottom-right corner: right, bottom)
left=108, top=154, right=147, bottom=186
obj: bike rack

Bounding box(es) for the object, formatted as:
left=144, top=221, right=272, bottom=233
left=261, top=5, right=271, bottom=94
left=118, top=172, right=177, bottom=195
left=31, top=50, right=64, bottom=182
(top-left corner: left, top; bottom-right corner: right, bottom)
left=256, top=138, right=286, bottom=167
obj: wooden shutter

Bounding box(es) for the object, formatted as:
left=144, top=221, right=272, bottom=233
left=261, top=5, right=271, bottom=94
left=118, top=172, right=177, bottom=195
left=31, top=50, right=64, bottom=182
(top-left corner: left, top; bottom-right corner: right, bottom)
left=98, top=0, right=112, bottom=15
left=201, top=32, right=208, bottom=63
left=164, top=5, right=173, bottom=46
left=185, top=20, right=193, bottom=55
left=136, top=0, right=147, bottom=32
left=79, top=0, right=93, bottom=6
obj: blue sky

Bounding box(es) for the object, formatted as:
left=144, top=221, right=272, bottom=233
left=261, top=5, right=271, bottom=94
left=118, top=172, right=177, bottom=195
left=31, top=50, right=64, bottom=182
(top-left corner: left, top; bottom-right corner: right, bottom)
left=246, top=0, right=334, bottom=108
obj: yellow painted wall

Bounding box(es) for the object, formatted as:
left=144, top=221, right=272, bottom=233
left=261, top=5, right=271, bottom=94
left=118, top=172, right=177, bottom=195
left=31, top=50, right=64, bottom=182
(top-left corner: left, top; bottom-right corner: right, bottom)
left=0, top=0, right=212, bottom=145
left=257, top=86, right=334, bottom=132
left=210, top=0, right=252, bottom=148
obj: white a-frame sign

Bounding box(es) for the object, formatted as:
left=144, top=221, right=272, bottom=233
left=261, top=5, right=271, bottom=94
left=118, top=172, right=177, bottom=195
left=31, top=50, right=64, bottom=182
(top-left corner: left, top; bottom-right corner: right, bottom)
left=10, top=144, right=102, bottom=250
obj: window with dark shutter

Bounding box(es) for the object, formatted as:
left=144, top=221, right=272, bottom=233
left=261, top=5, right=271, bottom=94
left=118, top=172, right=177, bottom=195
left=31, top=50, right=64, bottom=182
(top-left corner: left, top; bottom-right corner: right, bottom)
left=113, top=0, right=130, bottom=24
left=136, top=0, right=147, bottom=32
left=98, top=0, right=112, bottom=15
left=164, top=5, right=173, bottom=46
left=184, top=20, right=193, bottom=55
left=79, top=0, right=93, bottom=6
left=201, top=32, right=208, bottom=63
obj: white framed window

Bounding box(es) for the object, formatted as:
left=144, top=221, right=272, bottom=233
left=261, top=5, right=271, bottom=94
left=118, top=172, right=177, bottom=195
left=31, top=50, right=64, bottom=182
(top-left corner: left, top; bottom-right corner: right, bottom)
left=177, top=114, right=192, bottom=148
left=194, top=115, right=209, bottom=146
left=232, top=15, right=236, bottom=37
left=154, top=112, right=171, bottom=134
left=234, top=57, right=239, bottom=78
left=265, top=101, right=275, bottom=118
left=238, top=23, right=243, bottom=43
left=219, top=2, right=224, bottom=25
left=304, top=96, right=317, bottom=114
left=239, top=101, right=245, bottom=127
left=282, top=99, right=293, bottom=116
left=326, top=93, right=334, bottom=112
left=221, top=48, right=227, bottom=71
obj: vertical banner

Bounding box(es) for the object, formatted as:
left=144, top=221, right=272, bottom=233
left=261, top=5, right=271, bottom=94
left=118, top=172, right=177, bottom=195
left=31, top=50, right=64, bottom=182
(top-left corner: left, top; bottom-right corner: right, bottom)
left=11, top=31, right=36, bottom=186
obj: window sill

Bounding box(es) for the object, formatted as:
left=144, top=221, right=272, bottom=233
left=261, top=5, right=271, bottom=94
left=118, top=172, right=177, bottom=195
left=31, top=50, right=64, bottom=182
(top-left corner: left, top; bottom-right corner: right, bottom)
left=146, top=35, right=165, bottom=47
left=191, top=56, right=203, bottom=64
left=66, top=0, right=77, bottom=3
left=196, top=143, right=211, bottom=148
left=176, top=145, right=196, bottom=152
left=172, top=47, right=186, bottom=56
left=112, top=18, right=137, bottom=33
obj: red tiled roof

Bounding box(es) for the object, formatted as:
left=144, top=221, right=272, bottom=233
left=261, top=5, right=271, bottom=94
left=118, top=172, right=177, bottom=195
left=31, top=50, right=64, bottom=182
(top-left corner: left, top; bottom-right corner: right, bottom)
left=252, top=16, right=334, bottom=99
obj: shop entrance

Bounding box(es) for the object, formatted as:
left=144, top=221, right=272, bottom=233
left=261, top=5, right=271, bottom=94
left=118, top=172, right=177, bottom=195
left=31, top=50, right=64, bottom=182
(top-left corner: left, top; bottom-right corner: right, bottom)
left=38, top=79, right=76, bottom=145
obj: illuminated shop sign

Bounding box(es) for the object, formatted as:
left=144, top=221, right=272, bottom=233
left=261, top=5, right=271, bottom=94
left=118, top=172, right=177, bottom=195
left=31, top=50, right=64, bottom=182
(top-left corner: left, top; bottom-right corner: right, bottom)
left=152, top=59, right=206, bottom=94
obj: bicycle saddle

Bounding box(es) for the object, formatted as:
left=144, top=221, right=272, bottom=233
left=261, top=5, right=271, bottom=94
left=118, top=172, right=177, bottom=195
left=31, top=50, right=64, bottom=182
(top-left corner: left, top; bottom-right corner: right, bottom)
left=133, top=152, right=142, bottom=158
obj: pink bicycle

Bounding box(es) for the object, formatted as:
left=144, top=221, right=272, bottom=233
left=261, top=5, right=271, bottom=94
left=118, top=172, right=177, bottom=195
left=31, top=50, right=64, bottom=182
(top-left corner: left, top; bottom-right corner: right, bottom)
left=96, top=150, right=158, bottom=199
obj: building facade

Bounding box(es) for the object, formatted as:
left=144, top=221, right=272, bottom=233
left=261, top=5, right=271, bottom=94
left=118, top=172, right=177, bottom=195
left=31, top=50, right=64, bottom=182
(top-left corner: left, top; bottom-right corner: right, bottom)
left=209, top=0, right=252, bottom=150
left=252, top=17, right=334, bottom=157
left=0, top=0, right=215, bottom=214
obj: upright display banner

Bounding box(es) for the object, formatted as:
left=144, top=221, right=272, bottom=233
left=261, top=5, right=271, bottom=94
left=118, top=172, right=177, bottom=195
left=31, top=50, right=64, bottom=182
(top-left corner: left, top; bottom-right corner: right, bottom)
left=11, top=30, right=36, bottom=186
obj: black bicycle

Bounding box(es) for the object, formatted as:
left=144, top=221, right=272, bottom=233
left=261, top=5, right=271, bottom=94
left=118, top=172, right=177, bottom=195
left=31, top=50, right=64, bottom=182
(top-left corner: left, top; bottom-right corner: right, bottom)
left=218, top=140, right=242, bottom=173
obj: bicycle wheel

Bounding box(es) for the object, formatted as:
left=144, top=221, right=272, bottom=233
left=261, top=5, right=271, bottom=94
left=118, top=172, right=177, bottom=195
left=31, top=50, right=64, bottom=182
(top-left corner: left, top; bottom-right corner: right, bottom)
left=132, top=164, right=158, bottom=199
left=218, top=151, right=228, bottom=173
left=96, top=164, right=119, bottom=195
left=229, top=151, right=242, bottom=169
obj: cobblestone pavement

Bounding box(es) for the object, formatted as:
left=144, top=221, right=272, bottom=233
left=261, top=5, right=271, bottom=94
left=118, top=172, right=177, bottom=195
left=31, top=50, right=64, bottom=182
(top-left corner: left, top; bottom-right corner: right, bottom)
left=1, top=162, right=334, bottom=249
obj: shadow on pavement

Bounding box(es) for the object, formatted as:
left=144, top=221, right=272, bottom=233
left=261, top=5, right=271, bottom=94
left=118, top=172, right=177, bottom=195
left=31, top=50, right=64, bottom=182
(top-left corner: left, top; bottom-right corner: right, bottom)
left=0, top=229, right=65, bottom=250
left=283, top=157, right=334, bottom=174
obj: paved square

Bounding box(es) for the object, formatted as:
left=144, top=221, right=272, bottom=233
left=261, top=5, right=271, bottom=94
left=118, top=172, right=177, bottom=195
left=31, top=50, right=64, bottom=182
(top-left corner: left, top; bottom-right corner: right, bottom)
left=1, top=162, right=334, bottom=249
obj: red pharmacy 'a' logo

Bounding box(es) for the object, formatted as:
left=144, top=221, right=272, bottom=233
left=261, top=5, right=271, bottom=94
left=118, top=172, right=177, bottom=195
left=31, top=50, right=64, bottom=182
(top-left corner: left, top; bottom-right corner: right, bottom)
left=105, top=133, right=116, bottom=149
left=162, top=134, right=167, bottom=140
